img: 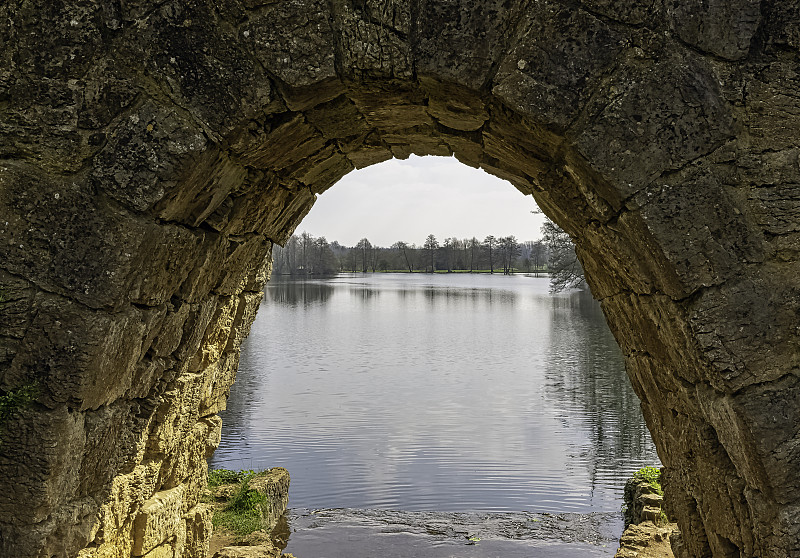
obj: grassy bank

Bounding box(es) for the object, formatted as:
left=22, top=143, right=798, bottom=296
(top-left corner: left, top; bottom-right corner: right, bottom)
left=207, top=469, right=273, bottom=537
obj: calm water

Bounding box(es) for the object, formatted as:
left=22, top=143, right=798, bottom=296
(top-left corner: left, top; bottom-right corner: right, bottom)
left=211, top=273, right=659, bottom=516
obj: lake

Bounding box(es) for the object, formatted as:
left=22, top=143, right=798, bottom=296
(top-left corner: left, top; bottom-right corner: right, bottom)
left=210, top=273, right=660, bottom=555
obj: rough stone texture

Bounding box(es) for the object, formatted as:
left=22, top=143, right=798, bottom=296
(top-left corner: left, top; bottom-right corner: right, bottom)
left=615, top=475, right=677, bottom=558
left=0, top=2, right=799, bottom=558
left=207, top=468, right=290, bottom=558
left=248, top=468, right=291, bottom=532
left=616, top=522, right=676, bottom=558
left=623, top=476, right=665, bottom=527
left=211, top=545, right=286, bottom=558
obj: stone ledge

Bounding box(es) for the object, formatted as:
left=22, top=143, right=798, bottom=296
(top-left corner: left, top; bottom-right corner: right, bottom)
left=132, top=486, right=185, bottom=556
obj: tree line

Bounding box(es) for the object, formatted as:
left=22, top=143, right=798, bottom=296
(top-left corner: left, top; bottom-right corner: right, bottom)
left=272, top=233, right=547, bottom=276
left=272, top=219, right=586, bottom=291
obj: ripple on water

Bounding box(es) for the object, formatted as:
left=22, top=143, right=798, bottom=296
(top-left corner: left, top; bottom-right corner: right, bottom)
left=211, top=274, right=659, bottom=517
left=281, top=508, right=622, bottom=558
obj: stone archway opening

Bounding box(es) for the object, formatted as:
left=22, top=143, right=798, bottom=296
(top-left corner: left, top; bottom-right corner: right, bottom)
left=2, top=3, right=797, bottom=558
left=210, top=151, right=660, bottom=519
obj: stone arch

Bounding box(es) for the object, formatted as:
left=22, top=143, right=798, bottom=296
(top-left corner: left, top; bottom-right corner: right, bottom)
left=0, top=1, right=798, bottom=557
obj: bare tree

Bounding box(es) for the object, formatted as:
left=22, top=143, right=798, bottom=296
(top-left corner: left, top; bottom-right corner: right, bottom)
left=392, top=241, right=414, bottom=272
left=499, top=235, right=519, bottom=274
left=468, top=237, right=479, bottom=272
left=443, top=237, right=457, bottom=272
left=483, top=235, right=496, bottom=274
left=542, top=218, right=585, bottom=292
left=531, top=240, right=546, bottom=274
left=356, top=238, right=372, bottom=273
left=424, top=234, right=439, bottom=273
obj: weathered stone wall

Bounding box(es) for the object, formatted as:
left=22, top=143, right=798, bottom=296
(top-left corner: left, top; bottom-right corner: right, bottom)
left=0, top=1, right=798, bottom=557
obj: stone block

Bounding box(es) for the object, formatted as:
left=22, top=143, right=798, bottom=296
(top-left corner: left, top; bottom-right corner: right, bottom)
left=0, top=406, right=84, bottom=526
left=668, top=0, right=761, bottom=61
left=88, top=460, right=163, bottom=554
left=242, top=251, right=273, bottom=294
left=482, top=126, right=552, bottom=186
left=383, top=126, right=452, bottom=159
left=689, top=269, right=800, bottom=392
left=331, top=0, right=413, bottom=80
left=149, top=304, right=192, bottom=359
left=6, top=294, right=164, bottom=410
left=215, top=238, right=273, bottom=297
left=741, top=62, right=800, bottom=152
left=0, top=164, right=174, bottom=308
left=349, top=87, right=430, bottom=132
left=199, top=353, right=240, bottom=416
left=249, top=468, right=291, bottom=532
left=132, top=486, right=185, bottom=556
left=0, top=271, right=35, bottom=339
left=225, top=182, right=315, bottom=244
left=305, top=95, right=372, bottom=140
left=226, top=292, right=264, bottom=354
left=91, top=99, right=209, bottom=212
left=128, top=0, right=275, bottom=138
left=182, top=504, right=213, bottom=558
left=160, top=420, right=218, bottom=513
left=231, top=115, right=329, bottom=176
left=421, top=78, right=488, bottom=132
left=493, top=0, right=624, bottom=131
left=0, top=162, right=197, bottom=309
left=171, top=298, right=220, bottom=364
left=415, top=0, right=525, bottom=90
left=143, top=543, right=175, bottom=558
left=579, top=0, right=660, bottom=25
left=212, top=545, right=281, bottom=558
left=176, top=232, right=272, bottom=303
left=287, top=145, right=354, bottom=194
left=571, top=50, right=734, bottom=198
left=123, top=224, right=203, bottom=308
left=339, top=131, right=394, bottom=170
left=188, top=296, right=239, bottom=373
left=146, top=373, right=204, bottom=459
left=243, top=0, right=338, bottom=90
left=155, top=149, right=249, bottom=229
left=626, top=160, right=765, bottom=296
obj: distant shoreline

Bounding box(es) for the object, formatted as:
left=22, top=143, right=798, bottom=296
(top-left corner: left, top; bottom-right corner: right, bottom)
left=270, top=269, right=552, bottom=277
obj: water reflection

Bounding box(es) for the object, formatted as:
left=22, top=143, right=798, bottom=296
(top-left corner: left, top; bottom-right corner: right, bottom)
left=211, top=274, right=659, bottom=515
left=543, top=290, right=654, bottom=501
left=267, top=280, right=335, bottom=306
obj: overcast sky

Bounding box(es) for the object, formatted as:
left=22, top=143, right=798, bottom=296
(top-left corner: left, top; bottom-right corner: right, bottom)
left=297, top=155, right=547, bottom=247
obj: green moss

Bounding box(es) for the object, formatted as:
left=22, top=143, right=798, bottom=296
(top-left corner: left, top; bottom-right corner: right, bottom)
left=0, top=382, right=38, bottom=445
left=208, top=468, right=255, bottom=487
left=634, top=466, right=664, bottom=496
left=0, top=383, right=38, bottom=425
left=208, top=469, right=269, bottom=537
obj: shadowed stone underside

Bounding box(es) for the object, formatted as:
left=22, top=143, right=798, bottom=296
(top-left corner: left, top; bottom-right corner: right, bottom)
left=0, top=1, right=798, bottom=557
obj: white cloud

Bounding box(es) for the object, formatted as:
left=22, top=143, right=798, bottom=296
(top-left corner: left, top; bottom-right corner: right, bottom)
left=299, top=155, right=546, bottom=247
